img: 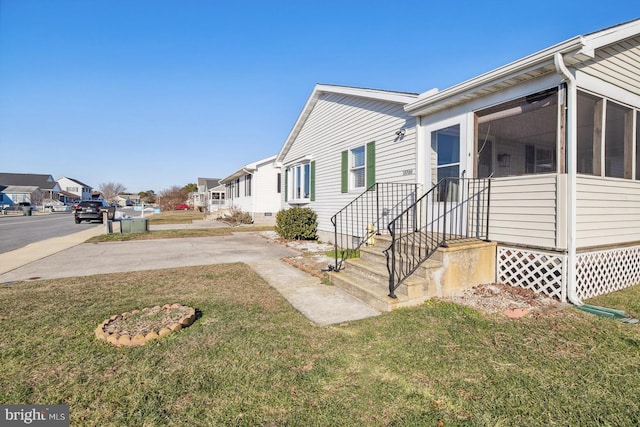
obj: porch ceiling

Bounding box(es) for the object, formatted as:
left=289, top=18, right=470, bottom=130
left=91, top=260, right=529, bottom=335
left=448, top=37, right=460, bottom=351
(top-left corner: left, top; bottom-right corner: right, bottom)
left=408, top=62, right=559, bottom=117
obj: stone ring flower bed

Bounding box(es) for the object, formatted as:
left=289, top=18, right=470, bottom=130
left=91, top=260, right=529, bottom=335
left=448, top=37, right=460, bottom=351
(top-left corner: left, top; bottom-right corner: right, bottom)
left=95, top=303, right=196, bottom=347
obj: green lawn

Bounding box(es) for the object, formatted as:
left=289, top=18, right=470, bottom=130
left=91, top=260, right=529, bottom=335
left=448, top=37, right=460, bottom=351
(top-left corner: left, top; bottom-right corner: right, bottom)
left=1, top=263, right=640, bottom=426
left=87, top=225, right=274, bottom=242
left=146, top=210, right=206, bottom=224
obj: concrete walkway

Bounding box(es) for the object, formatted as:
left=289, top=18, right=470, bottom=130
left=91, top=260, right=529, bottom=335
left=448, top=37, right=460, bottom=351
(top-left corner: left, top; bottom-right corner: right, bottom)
left=0, top=222, right=379, bottom=326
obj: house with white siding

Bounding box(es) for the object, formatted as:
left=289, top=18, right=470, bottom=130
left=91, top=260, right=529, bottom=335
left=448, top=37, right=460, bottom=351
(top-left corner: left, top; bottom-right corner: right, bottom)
left=276, top=19, right=640, bottom=310
left=402, top=18, right=640, bottom=305
left=193, top=177, right=225, bottom=212
left=276, top=84, right=419, bottom=243
left=56, top=177, right=93, bottom=201
left=220, top=155, right=281, bottom=225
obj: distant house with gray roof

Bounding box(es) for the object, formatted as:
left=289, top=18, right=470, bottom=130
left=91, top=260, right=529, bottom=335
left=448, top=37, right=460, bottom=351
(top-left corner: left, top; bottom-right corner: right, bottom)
left=56, top=177, right=94, bottom=201
left=194, top=177, right=226, bottom=212
left=0, top=173, right=61, bottom=206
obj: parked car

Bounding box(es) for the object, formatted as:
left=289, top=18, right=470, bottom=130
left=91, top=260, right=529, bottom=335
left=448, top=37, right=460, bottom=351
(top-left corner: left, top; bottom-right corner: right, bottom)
left=175, top=204, right=189, bottom=210
left=73, top=200, right=115, bottom=223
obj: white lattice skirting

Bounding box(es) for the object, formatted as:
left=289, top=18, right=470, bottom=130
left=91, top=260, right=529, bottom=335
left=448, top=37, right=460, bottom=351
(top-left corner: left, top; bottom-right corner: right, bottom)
left=497, top=247, right=566, bottom=301
left=576, top=246, right=640, bottom=300
left=497, top=244, right=640, bottom=302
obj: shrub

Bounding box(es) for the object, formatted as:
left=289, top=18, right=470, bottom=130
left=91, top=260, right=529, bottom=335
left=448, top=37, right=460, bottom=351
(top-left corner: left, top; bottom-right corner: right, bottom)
left=275, top=207, right=317, bottom=240
left=220, top=206, right=253, bottom=226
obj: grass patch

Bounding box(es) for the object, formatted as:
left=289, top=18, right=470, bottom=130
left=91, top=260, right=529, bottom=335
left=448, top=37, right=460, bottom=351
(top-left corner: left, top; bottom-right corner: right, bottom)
left=2, top=265, right=640, bottom=425
left=87, top=225, right=274, bottom=243
left=325, top=248, right=360, bottom=260
left=146, top=210, right=205, bottom=225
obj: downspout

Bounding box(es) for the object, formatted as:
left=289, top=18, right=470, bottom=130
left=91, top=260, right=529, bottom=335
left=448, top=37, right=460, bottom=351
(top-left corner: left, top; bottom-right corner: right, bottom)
left=554, top=52, right=582, bottom=306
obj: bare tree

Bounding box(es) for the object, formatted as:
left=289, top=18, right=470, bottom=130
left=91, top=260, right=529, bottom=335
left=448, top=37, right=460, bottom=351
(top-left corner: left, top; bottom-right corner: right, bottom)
left=158, top=186, right=188, bottom=210
left=99, top=182, right=127, bottom=203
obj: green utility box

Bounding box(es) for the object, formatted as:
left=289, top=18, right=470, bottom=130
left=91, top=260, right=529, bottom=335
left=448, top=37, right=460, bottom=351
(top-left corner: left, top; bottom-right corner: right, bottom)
left=23, top=207, right=32, bottom=216
left=120, top=217, right=149, bottom=233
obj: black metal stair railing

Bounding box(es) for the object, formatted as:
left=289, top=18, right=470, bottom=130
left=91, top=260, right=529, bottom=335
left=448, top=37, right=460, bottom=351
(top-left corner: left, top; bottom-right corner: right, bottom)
left=384, top=178, right=491, bottom=298
left=330, top=182, right=419, bottom=271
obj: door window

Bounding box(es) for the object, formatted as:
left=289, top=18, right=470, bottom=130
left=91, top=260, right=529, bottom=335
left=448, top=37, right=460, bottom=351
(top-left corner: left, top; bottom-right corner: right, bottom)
left=431, top=125, right=460, bottom=200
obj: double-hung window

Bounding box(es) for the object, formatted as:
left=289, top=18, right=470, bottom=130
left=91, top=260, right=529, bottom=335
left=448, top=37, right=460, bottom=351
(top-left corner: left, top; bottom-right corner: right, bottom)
left=245, top=174, right=252, bottom=197
left=351, top=146, right=366, bottom=189
left=341, top=141, right=375, bottom=193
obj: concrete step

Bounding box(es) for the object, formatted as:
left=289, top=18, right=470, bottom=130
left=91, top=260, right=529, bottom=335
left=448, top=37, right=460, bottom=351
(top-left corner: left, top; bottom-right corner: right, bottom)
left=330, top=234, right=494, bottom=311
left=328, top=269, right=427, bottom=312
left=329, top=246, right=444, bottom=311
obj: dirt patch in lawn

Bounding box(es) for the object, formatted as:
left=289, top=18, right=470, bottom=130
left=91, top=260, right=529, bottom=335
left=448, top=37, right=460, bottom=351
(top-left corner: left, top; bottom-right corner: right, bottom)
left=443, top=283, right=567, bottom=318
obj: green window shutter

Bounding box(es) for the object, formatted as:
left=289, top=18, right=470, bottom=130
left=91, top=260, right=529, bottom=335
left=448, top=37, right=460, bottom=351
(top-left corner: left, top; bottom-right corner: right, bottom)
left=284, top=169, right=288, bottom=202
left=310, top=161, right=316, bottom=201
left=366, top=141, right=376, bottom=187
left=341, top=150, right=348, bottom=193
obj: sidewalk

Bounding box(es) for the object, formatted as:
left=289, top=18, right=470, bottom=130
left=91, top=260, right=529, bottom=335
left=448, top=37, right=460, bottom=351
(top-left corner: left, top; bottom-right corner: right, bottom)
left=0, top=222, right=379, bottom=326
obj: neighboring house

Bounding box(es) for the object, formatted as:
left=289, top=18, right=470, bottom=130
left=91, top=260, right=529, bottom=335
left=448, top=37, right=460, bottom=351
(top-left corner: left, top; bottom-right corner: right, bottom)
left=115, top=195, right=135, bottom=206
left=193, top=177, right=225, bottom=212
left=56, top=177, right=93, bottom=201
left=275, top=84, right=419, bottom=242
left=208, top=181, right=226, bottom=211
left=0, top=186, right=12, bottom=207
left=0, top=173, right=60, bottom=206
left=220, top=155, right=280, bottom=225
left=58, top=190, right=81, bottom=206
left=0, top=185, right=42, bottom=205
left=0, top=173, right=61, bottom=205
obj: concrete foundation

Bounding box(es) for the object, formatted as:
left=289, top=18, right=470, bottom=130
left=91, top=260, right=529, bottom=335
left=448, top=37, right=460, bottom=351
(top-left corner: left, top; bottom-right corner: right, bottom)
left=430, top=241, right=497, bottom=297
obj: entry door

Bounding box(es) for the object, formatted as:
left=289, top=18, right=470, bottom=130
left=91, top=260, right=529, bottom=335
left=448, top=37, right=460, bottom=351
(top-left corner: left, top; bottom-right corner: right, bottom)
left=427, top=123, right=465, bottom=236
left=430, top=124, right=461, bottom=189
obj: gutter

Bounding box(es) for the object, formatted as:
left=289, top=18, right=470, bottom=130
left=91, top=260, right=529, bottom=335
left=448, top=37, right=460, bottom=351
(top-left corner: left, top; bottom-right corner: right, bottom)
left=554, top=52, right=582, bottom=306
left=219, top=167, right=256, bottom=185
left=406, top=36, right=586, bottom=116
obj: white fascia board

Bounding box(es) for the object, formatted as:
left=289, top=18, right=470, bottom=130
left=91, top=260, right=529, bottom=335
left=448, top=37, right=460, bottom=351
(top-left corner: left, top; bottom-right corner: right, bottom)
left=276, top=85, right=322, bottom=163
left=317, top=84, right=419, bottom=104
left=276, top=84, right=419, bottom=162
left=580, top=18, right=640, bottom=55
left=406, top=36, right=585, bottom=116
left=220, top=155, right=278, bottom=184
left=252, top=154, right=278, bottom=169
left=282, top=155, right=313, bottom=168
left=220, top=168, right=250, bottom=185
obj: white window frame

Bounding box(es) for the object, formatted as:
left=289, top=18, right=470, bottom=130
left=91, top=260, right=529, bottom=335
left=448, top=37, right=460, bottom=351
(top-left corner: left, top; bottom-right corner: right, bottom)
left=288, top=162, right=311, bottom=202
left=245, top=174, right=252, bottom=197
left=351, top=145, right=366, bottom=190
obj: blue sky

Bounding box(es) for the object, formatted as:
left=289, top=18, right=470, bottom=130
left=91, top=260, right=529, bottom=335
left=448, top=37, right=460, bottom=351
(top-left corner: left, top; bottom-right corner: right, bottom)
left=0, top=1, right=638, bottom=193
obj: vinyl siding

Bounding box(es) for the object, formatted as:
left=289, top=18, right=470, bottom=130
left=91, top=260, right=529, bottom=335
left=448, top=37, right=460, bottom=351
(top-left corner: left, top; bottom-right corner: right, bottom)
left=488, top=174, right=563, bottom=250
left=252, top=161, right=281, bottom=216
left=576, top=36, right=640, bottom=97
left=227, top=161, right=281, bottom=222
left=576, top=175, right=640, bottom=247
left=281, top=92, right=417, bottom=235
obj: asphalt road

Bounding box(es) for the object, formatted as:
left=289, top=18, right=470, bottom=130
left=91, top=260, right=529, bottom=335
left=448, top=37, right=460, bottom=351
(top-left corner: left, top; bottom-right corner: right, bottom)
left=0, top=212, right=95, bottom=254
left=0, top=207, right=148, bottom=254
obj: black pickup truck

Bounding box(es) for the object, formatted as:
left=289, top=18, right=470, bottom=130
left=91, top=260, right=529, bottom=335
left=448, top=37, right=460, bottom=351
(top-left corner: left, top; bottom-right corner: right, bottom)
left=73, top=200, right=116, bottom=224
